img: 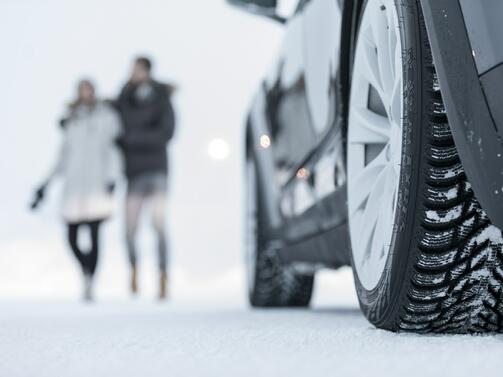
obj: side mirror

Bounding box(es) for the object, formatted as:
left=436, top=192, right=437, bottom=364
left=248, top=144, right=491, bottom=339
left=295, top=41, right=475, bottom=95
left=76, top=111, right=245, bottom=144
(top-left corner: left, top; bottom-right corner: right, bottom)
left=226, top=0, right=287, bottom=24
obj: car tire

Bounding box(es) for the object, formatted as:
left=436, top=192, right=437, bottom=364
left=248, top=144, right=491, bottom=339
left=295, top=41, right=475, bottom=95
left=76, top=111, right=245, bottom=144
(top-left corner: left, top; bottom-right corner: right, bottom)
left=245, top=149, right=314, bottom=308
left=347, top=0, right=503, bottom=333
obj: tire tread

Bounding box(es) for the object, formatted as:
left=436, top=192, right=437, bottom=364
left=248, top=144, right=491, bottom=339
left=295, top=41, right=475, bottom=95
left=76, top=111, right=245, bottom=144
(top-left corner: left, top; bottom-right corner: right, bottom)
left=394, top=9, right=503, bottom=333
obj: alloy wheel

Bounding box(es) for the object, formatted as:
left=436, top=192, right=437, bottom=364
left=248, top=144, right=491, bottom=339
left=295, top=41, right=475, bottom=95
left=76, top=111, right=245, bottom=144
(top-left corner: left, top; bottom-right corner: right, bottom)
left=347, top=0, right=404, bottom=290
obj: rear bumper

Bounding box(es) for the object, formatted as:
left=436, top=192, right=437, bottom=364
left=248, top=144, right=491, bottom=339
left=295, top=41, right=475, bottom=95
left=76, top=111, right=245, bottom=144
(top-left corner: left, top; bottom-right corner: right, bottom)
left=420, top=0, right=503, bottom=229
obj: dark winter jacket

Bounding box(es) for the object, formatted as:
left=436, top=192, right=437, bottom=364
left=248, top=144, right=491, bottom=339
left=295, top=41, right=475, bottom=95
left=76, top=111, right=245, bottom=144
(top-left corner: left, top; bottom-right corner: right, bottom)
left=116, top=80, right=176, bottom=179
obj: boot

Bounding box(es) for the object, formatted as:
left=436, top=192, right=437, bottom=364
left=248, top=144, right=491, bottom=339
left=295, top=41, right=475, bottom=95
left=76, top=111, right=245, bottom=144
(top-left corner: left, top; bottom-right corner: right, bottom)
left=130, top=265, right=138, bottom=295
left=159, top=272, right=168, bottom=300
left=83, top=274, right=93, bottom=302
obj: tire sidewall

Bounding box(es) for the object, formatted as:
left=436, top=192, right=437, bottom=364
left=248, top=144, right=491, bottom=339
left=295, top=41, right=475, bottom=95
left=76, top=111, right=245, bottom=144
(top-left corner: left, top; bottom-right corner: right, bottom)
left=349, top=0, right=424, bottom=328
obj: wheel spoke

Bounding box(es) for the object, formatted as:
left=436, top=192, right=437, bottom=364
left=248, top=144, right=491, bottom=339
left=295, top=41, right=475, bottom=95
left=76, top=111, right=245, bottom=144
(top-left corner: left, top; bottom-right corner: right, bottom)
left=372, top=4, right=393, bottom=98
left=387, top=1, right=399, bottom=81
left=348, top=147, right=388, bottom=215
left=389, top=77, right=402, bottom=124
left=361, top=31, right=384, bottom=97
left=358, top=166, right=389, bottom=258
left=349, top=106, right=391, bottom=144
left=394, top=37, right=402, bottom=92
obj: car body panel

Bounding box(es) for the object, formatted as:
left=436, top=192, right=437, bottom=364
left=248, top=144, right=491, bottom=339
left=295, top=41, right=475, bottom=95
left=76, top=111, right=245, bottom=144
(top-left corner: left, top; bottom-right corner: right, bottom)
left=480, top=65, right=503, bottom=133
left=420, top=0, right=503, bottom=230
left=459, top=0, right=503, bottom=137
left=459, top=0, right=503, bottom=75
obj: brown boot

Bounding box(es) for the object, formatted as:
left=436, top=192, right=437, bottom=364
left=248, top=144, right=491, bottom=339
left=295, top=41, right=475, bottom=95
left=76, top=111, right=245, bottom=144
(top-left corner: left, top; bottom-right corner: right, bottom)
left=130, top=265, right=138, bottom=295
left=159, top=272, right=168, bottom=300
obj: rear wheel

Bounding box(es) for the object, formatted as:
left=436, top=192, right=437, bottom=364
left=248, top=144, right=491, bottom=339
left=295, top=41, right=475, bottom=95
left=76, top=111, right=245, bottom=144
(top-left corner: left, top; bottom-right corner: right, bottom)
left=347, top=0, right=503, bottom=333
left=245, top=151, right=314, bottom=307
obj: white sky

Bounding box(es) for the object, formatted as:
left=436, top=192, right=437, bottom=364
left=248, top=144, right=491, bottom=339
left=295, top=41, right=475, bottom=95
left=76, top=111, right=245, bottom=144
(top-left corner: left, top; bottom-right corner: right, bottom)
left=0, top=0, right=286, bottom=299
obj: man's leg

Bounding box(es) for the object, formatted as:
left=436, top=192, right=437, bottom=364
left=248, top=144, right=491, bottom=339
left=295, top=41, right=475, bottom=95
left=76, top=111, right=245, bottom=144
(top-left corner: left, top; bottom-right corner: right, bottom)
left=125, top=191, right=144, bottom=294
left=151, top=187, right=168, bottom=299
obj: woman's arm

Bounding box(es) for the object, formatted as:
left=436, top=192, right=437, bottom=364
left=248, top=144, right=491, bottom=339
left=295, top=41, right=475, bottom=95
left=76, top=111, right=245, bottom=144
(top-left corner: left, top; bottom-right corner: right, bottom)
left=46, top=131, right=68, bottom=183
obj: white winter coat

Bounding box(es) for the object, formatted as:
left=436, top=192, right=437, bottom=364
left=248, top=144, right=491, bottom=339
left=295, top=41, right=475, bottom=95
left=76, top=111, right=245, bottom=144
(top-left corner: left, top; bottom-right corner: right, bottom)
left=50, top=102, right=122, bottom=223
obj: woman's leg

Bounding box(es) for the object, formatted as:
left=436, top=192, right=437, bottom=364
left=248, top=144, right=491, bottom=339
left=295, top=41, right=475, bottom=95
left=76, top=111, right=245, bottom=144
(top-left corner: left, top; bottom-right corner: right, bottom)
left=67, top=222, right=87, bottom=273
left=67, top=221, right=101, bottom=276
left=68, top=222, right=95, bottom=301
left=87, top=220, right=101, bottom=277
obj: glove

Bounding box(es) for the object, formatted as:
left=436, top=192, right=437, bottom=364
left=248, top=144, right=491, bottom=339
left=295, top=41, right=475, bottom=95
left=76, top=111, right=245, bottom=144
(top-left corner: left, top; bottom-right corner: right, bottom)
left=115, top=136, right=126, bottom=149
left=30, top=185, right=46, bottom=210
left=106, top=182, right=115, bottom=194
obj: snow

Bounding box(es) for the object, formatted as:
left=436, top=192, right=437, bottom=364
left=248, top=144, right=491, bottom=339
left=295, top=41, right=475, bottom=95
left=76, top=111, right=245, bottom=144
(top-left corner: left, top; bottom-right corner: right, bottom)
left=441, top=187, right=459, bottom=200
left=1, top=231, right=502, bottom=377
left=425, top=205, right=462, bottom=222
left=1, top=300, right=502, bottom=377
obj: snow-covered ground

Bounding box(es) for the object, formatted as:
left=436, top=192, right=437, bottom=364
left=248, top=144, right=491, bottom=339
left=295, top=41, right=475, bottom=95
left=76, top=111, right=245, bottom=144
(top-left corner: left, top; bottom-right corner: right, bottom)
left=1, top=230, right=501, bottom=377
left=1, top=2, right=503, bottom=375
left=1, top=299, right=503, bottom=377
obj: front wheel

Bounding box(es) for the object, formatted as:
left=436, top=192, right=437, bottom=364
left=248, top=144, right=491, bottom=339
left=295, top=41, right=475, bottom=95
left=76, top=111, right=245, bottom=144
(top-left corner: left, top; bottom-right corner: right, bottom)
left=245, top=151, right=314, bottom=307
left=347, top=0, right=503, bottom=333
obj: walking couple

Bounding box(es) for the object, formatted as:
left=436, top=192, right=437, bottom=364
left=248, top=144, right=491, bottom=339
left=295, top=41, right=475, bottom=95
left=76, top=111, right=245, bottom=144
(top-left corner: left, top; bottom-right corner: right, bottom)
left=31, top=57, right=176, bottom=301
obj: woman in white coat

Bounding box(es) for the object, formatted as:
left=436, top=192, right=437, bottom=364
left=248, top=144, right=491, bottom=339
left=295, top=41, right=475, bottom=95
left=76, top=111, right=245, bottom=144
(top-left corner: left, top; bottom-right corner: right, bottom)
left=32, top=79, right=122, bottom=300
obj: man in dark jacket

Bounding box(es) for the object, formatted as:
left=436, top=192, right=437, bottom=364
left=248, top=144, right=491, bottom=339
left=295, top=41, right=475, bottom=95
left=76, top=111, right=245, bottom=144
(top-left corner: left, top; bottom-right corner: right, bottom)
left=116, top=56, right=176, bottom=300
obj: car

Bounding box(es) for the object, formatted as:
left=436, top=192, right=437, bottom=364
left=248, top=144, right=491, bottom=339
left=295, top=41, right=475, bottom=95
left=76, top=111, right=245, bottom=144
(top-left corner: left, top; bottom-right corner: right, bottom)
left=229, top=0, right=503, bottom=333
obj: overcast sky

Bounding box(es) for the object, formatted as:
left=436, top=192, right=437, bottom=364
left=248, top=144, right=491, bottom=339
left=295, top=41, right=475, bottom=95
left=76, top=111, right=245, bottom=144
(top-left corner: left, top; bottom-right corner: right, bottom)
left=0, top=0, right=285, bottom=299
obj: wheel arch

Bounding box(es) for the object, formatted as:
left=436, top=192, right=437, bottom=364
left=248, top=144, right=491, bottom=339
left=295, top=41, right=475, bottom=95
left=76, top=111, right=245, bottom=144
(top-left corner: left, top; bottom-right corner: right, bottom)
left=338, top=0, right=365, bottom=167
left=245, top=106, right=283, bottom=233
left=420, top=0, right=503, bottom=229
